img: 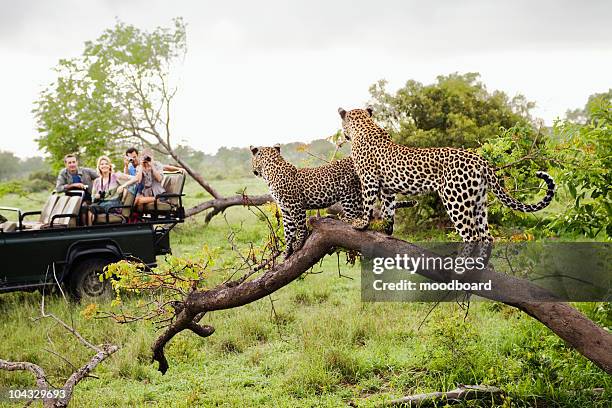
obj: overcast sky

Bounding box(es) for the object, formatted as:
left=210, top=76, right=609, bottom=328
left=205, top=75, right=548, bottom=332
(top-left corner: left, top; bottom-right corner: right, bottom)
left=1, top=0, right=610, bottom=158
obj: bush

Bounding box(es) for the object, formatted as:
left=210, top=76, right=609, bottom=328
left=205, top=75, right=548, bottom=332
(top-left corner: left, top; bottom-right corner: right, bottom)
left=546, top=99, right=611, bottom=238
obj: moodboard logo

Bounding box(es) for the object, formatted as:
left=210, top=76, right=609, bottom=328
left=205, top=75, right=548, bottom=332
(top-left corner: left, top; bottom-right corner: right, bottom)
left=361, top=242, right=611, bottom=302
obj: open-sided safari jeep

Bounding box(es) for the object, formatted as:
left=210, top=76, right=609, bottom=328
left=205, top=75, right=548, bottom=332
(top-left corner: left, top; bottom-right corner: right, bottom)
left=0, top=171, right=186, bottom=298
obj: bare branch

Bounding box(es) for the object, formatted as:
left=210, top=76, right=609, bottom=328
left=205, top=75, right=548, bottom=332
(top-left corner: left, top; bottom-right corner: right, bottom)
left=61, top=344, right=119, bottom=404
left=0, top=360, right=49, bottom=389
left=382, top=384, right=503, bottom=406
left=186, top=193, right=274, bottom=220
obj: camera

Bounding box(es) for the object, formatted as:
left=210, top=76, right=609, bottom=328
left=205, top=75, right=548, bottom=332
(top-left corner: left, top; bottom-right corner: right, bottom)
left=128, top=157, right=135, bottom=163
left=99, top=190, right=106, bottom=199
left=143, top=156, right=152, bottom=162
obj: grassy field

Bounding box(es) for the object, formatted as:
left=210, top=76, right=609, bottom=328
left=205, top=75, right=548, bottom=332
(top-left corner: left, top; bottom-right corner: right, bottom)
left=0, top=178, right=610, bottom=407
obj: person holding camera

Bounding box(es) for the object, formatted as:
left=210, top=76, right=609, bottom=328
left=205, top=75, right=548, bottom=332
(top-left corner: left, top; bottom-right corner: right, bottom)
left=123, top=147, right=184, bottom=175
left=133, top=152, right=167, bottom=212
left=123, top=147, right=184, bottom=197
left=88, top=155, right=138, bottom=225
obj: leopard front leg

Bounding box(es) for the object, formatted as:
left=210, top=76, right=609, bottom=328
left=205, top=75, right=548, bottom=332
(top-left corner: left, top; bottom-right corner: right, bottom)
left=281, top=203, right=307, bottom=259
left=280, top=206, right=297, bottom=259
left=292, top=207, right=308, bottom=254
left=338, top=189, right=365, bottom=225
left=352, top=174, right=379, bottom=230
left=380, top=189, right=396, bottom=235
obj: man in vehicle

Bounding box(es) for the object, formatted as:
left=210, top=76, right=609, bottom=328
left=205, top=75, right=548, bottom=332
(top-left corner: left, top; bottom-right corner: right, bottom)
left=55, top=154, right=98, bottom=202
left=123, top=147, right=184, bottom=175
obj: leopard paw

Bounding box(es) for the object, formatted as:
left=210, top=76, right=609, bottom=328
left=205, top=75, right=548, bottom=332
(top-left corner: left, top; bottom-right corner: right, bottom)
left=282, top=248, right=293, bottom=260
left=351, top=219, right=369, bottom=230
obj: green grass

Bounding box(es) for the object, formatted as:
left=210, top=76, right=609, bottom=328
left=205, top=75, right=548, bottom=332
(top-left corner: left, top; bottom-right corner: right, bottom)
left=1, top=178, right=610, bottom=407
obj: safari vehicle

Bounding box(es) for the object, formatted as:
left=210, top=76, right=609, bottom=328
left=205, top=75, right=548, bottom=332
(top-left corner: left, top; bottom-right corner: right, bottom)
left=0, top=171, right=186, bottom=299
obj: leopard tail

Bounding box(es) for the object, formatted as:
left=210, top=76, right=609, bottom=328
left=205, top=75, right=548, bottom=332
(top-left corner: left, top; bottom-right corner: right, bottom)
left=485, top=167, right=555, bottom=212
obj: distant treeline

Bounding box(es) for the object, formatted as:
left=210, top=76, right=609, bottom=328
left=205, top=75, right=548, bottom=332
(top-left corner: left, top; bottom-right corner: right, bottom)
left=171, top=139, right=351, bottom=180
left=0, top=138, right=349, bottom=184
left=0, top=151, right=50, bottom=182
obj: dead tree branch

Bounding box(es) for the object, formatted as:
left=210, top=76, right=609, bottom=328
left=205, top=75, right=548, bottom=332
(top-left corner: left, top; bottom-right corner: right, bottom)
left=0, top=292, right=118, bottom=407
left=185, top=193, right=274, bottom=220
left=382, top=384, right=503, bottom=406
left=150, top=217, right=612, bottom=375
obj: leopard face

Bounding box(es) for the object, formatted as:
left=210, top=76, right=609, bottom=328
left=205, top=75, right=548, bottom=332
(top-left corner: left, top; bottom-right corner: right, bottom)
left=250, top=144, right=282, bottom=178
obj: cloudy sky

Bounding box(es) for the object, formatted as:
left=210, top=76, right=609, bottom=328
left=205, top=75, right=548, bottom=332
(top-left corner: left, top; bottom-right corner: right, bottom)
left=1, top=0, right=610, bottom=157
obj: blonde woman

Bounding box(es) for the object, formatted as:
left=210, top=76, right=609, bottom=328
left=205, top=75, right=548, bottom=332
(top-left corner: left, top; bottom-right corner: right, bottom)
left=88, top=156, right=138, bottom=224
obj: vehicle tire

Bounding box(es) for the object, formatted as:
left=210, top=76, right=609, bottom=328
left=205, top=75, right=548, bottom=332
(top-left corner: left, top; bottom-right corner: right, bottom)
left=69, top=258, right=114, bottom=300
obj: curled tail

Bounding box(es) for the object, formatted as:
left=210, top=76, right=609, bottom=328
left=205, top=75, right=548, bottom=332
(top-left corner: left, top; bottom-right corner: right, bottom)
left=486, top=168, right=555, bottom=212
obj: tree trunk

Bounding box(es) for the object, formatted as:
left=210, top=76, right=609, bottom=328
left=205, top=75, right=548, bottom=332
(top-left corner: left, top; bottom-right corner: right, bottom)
left=152, top=217, right=612, bottom=374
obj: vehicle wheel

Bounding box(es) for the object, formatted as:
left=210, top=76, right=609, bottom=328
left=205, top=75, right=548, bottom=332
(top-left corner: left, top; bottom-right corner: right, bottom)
left=69, top=258, right=114, bottom=300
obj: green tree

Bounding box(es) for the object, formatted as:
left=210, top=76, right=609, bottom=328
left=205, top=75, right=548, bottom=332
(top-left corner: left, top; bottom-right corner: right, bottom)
left=368, top=73, right=548, bottom=234
left=34, top=19, right=181, bottom=167
left=549, top=98, right=611, bottom=238
left=0, top=151, right=21, bottom=181
left=565, top=89, right=612, bottom=124
left=368, top=72, right=535, bottom=148
left=34, top=18, right=224, bottom=199
left=34, top=57, right=120, bottom=171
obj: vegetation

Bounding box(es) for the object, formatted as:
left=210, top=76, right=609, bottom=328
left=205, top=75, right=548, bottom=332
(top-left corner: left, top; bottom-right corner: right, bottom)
left=368, top=72, right=536, bottom=149
left=2, top=17, right=610, bottom=408
left=33, top=18, right=187, bottom=171
left=0, top=185, right=610, bottom=407
left=0, top=152, right=49, bottom=182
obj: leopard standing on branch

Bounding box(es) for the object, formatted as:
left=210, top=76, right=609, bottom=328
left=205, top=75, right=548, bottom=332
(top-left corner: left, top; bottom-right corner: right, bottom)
left=250, top=145, right=414, bottom=258
left=337, top=107, right=555, bottom=242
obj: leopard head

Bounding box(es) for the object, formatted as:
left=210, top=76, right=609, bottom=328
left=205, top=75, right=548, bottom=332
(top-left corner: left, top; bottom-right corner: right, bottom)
left=337, top=107, right=373, bottom=143
left=250, top=144, right=282, bottom=178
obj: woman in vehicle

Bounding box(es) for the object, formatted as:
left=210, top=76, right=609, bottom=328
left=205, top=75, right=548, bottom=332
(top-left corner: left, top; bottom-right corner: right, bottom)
left=88, top=156, right=138, bottom=225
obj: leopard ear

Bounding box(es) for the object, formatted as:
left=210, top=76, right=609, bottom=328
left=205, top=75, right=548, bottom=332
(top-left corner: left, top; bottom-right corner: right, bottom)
left=273, top=143, right=281, bottom=153
left=338, top=107, right=347, bottom=120
left=366, top=106, right=373, bottom=117
left=250, top=146, right=259, bottom=155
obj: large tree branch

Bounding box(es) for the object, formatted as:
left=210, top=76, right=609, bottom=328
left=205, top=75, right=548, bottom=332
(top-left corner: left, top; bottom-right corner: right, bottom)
left=185, top=195, right=415, bottom=222
left=185, top=194, right=274, bottom=219
left=151, top=217, right=612, bottom=375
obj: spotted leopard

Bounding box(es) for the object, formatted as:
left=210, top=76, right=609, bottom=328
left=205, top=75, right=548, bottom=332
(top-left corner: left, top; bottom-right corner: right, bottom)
left=251, top=145, right=413, bottom=257
left=337, top=107, right=555, bottom=242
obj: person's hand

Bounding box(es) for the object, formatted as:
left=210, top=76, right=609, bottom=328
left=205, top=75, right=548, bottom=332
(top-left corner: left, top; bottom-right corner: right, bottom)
left=117, top=185, right=124, bottom=195
left=74, top=183, right=86, bottom=189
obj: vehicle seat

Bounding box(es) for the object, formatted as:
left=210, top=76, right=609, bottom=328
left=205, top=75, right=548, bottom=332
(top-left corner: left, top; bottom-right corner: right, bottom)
left=26, top=196, right=70, bottom=230
left=143, top=171, right=185, bottom=215
left=22, top=194, right=60, bottom=228
left=93, top=188, right=135, bottom=224
left=56, top=196, right=82, bottom=227
left=0, top=221, right=17, bottom=232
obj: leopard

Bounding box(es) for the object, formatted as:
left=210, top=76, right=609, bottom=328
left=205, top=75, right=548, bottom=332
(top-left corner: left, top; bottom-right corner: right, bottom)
left=337, top=107, right=556, bottom=243
left=250, top=144, right=414, bottom=258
